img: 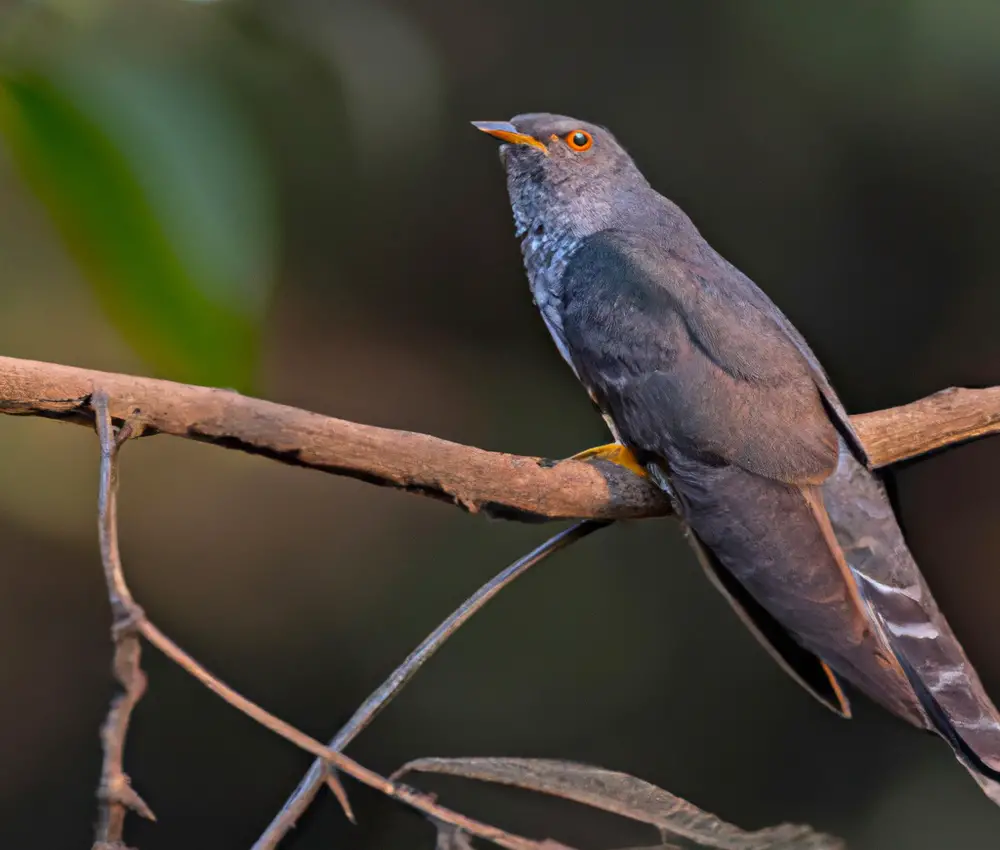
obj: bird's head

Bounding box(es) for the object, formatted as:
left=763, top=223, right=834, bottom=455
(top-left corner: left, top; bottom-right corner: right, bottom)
left=472, top=113, right=651, bottom=239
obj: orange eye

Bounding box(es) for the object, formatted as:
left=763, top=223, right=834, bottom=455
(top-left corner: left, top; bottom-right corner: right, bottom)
left=565, top=130, right=593, bottom=151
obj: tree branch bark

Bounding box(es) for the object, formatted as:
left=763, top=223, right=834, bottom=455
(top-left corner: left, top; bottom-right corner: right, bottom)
left=1, top=356, right=998, bottom=522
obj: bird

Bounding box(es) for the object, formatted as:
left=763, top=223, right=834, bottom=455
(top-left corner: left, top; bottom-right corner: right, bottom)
left=472, top=113, right=1000, bottom=804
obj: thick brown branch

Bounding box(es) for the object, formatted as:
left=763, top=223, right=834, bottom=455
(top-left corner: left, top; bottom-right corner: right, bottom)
left=2, top=356, right=999, bottom=522
left=0, top=356, right=666, bottom=521
left=851, top=386, right=1000, bottom=467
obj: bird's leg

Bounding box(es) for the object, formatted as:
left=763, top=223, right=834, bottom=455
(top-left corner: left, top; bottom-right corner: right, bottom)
left=569, top=442, right=647, bottom=477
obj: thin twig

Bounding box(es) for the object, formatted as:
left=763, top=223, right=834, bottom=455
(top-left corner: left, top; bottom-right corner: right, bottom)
left=138, top=618, right=572, bottom=849
left=20, top=355, right=1000, bottom=844
left=89, top=394, right=574, bottom=850
left=253, top=519, right=608, bottom=850
left=93, top=394, right=154, bottom=849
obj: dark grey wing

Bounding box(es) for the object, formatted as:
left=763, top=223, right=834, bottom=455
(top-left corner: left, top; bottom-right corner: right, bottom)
left=557, top=229, right=1000, bottom=801
left=558, top=229, right=840, bottom=485
left=688, top=528, right=851, bottom=717
left=557, top=229, right=863, bottom=713
left=702, top=252, right=871, bottom=467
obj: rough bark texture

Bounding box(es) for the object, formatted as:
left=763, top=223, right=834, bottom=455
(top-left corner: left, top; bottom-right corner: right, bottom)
left=1, top=356, right=997, bottom=522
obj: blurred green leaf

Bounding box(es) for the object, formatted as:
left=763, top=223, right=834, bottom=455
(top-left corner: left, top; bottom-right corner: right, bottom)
left=0, top=57, right=276, bottom=389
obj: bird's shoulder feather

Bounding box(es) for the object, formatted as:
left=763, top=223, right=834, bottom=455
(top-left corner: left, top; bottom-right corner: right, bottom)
left=559, top=228, right=856, bottom=483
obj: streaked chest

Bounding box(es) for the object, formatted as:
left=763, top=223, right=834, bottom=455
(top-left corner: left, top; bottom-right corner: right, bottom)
left=519, top=219, right=582, bottom=376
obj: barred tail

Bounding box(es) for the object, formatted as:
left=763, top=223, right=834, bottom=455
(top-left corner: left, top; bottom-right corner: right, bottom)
left=823, top=441, right=1000, bottom=804
left=885, top=626, right=1000, bottom=804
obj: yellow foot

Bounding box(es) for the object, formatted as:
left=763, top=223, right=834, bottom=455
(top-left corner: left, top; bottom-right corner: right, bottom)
left=569, top=443, right=646, bottom=478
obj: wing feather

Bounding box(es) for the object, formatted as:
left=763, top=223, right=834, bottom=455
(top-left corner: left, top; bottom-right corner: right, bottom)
left=560, top=229, right=840, bottom=485
left=687, top=526, right=852, bottom=717
left=556, top=228, right=900, bottom=715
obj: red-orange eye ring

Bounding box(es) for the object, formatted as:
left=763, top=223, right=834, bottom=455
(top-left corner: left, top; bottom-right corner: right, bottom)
left=566, top=130, right=593, bottom=151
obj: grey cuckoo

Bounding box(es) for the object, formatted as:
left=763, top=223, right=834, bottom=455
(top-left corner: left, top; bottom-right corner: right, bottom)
left=474, top=113, right=1000, bottom=805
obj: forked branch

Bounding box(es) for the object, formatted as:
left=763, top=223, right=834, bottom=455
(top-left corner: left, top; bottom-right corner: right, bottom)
left=252, top=520, right=608, bottom=850
left=93, top=396, right=154, bottom=848
left=6, top=354, right=996, bottom=849
left=89, top=392, right=576, bottom=850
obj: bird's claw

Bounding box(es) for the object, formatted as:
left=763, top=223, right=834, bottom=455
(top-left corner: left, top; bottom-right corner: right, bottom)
left=569, top=442, right=647, bottom=478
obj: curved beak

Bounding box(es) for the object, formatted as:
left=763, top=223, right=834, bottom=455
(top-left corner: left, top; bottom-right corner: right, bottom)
left=471, top=121, right=548, bottom=155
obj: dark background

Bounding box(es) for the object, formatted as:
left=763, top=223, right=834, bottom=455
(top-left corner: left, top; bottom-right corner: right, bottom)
left=2, top=1, right=1000, bottom=848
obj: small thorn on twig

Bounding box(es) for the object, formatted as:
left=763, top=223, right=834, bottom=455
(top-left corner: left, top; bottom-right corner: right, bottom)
left=323, top=770, right=356, bottom=824
left=254, top=522, right=605, bottom=849
left=99, top=773, right=157, bottom=822
left=93, top=392, right=153, bottom=847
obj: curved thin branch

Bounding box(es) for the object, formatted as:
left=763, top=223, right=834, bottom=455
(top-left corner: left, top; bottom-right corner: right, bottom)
left=91, top=387, right=571, bottom=850
left=1, top=356, right=999, bottom=522
left=253, top=519, right=608, bottom=850
left=138, top=616, right=570, bottom=850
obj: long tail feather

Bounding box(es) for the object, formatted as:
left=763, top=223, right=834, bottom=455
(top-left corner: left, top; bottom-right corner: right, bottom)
left=823, top=442, right=1000, bottom=802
